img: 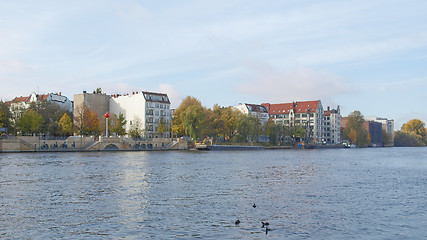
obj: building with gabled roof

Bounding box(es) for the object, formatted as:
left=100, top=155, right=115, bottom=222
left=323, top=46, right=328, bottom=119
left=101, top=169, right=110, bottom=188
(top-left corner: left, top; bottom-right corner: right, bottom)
left=7, top=92, right=73, bottom=120
left=262, top=100, right=324, bottom=143
left=234, top=103, right=269, bottom=125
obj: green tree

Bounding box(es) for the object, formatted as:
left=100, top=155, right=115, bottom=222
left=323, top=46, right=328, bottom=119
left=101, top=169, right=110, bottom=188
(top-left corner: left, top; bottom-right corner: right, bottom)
left=217, top=106, right=241, bottom=141
left=109, top=113, right=127, bottom=136
left=93, top=88, right=102, bottom=94
left=129, top=118, right=143, bottom=139
left=171, top=96, right=203, bottom=137
left=381, top=129, right=392, bottom=146
left=30, top=101, right=69, bottom=136
left=0, top=101, right=12, bottom=130
left=344, top=111, right=370, bottom=147
left=236, top=115, right=261, bottom=144
left=17, top=108, right=44, bottom=135
left=58, top=113, right=73, bottom=136
left=394, top=130, right=424, bottom=147
left=182, top=104, right=206, bottom=140
left=157, top=119, right=169, bottom=138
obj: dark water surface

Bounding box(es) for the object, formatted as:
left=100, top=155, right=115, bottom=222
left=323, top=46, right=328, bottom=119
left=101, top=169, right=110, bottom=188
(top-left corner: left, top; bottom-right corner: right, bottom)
left=1, top=148, right=426, bottom=239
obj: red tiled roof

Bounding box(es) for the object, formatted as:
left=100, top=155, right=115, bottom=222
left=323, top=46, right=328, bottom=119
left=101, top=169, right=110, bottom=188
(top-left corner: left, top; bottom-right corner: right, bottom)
left=324, top=111, right=331, bottom=116
left=37, top=94, right=49, bottom=101
left=262, top=101, right=319, bottom=114
left=12, top=96, right=30, bottom=103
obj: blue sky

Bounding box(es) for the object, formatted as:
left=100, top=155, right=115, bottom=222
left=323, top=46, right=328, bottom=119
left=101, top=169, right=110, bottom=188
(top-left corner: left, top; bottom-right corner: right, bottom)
left=1, top=0, right=426, bottom=129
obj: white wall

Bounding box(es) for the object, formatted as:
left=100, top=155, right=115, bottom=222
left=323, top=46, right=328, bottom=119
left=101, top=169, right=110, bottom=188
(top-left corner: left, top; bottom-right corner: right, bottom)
left=110, top=93, right=146, bottom=135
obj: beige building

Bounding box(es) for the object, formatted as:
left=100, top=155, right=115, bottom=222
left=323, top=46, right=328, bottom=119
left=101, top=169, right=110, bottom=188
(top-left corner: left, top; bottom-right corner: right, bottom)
left=73, top=91, right=110, bottom=126
left=262, top=100, right=324, bottom=143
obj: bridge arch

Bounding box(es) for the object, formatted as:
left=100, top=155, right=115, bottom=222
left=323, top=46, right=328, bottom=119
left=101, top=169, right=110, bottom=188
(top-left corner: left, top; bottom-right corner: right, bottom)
left=104, top=144, right=119, bottom=150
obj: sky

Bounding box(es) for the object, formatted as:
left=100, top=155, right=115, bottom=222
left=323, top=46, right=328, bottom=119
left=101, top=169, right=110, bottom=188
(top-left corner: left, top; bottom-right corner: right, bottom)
left=1, top=0, right=426, bottom=129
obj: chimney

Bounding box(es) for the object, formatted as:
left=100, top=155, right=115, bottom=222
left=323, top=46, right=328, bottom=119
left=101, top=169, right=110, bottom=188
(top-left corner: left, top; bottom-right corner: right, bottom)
left=327, top=106, right=330, bottom=111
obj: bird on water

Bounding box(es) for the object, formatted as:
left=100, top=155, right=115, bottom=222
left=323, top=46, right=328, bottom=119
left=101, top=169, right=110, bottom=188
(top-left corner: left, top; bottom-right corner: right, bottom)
left=235, top=219, right=240, bottom=225
left=261, top=221, right=270, bottom=228
left=253, top=204, right=256, bottom=208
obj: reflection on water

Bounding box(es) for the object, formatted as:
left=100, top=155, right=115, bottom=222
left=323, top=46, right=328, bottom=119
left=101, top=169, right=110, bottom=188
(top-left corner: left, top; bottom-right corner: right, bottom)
left=1, top=148, right=426, bottom=239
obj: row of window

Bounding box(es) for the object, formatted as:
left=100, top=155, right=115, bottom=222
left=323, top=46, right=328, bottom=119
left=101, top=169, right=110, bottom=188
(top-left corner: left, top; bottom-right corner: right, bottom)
left=146, top=102, right=170, bottom=109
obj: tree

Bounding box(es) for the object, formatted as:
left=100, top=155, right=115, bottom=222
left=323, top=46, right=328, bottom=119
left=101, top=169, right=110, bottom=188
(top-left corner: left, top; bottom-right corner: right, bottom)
left=394, top=131, right=424, bottom=147
left=381, top=129, right=392, bottom=146
left=181, top=104, right=206, bottom=140
left=83, top=107, right=100, bottom=136
left=30, top=101, right=68, bottom=136
left=171, top=96, right=203, bottom=136
left=343, top=111, right=370, bottom=147
left=129, top=118, right=143, bottom=139
left=17, top=109, right=44, bottom=135
left=109, top=113, right=127, bottom=136
left=93, top=88, right=102, bottom=94
left=74, top=105, right=100, bottom=136
left=401, top=119, right=426, bottom=144
left=236, top=115, right=261, bottom=144
left=0, top=101, right=12, bottom=130
left=58, top=113, right=73, bottom=136
left=217, top=106, right=241, bottom=141
left=157, top=119, right=169, bottom=138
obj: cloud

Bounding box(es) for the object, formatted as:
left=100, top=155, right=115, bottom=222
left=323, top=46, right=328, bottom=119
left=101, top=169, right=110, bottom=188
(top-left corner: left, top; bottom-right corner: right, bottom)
left=238, top=63, right=354, bottom=103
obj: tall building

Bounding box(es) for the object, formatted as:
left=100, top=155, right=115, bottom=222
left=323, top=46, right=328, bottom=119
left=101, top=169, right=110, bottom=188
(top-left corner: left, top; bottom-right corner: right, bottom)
left=110, top=91, right=172, bottom=138
left=262, top=100, right=324, bottom=143
left=323, top=106, right=341, bottom=144
left=234, top=103, right=269, bottom=126
left=73, top=91, right=110, bottom=124
left=365, top=116, right=394, bottom=146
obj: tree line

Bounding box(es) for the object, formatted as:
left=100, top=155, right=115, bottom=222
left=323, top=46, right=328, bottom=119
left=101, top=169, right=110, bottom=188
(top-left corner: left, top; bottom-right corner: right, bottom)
left=171, top=96, right=313, bottom=145
left=2, top=96, right=426, bottom=147
left=0, top=101, right=126, bottom=137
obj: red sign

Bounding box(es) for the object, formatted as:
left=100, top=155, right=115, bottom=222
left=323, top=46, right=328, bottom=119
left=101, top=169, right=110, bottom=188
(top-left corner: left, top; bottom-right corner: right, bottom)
left=104, top=113, right=110, bottom=118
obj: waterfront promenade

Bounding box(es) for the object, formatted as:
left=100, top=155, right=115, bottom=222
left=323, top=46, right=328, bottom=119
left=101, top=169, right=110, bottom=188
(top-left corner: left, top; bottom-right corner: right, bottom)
left=0, top=136, right=187, bottom=152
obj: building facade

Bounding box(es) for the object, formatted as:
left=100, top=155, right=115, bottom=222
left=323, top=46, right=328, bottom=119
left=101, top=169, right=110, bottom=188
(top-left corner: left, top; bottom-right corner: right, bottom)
left=365, top=116, right=394, bottom=146
left=262, top=100, right=324, bottom=143
left=323, top=106, right=341, bottom=144
left=364, top=121, right=383, bottom=146
left=234, top=103, right=269, bottom=126
left=110, top=91, right=172, bottom=138
left=73, top=91, right=110, bottom=125
left=8, top=92, right=73, bottom=119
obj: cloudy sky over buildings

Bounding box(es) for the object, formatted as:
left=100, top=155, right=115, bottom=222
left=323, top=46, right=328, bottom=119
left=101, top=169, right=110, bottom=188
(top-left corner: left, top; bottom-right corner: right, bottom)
left=0, top=0, right=426, bottom=129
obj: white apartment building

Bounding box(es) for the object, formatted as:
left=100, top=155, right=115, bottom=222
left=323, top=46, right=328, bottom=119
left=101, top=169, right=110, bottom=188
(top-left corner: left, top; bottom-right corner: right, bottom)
left=110, top=91, right=172, bottom=138
left=323, top=106, right=341, bottom=144
left=262, top=100, right=324, bottom=143
left=234, top=103, right=269, bottom=126
left=8, top=92, right=73, bottom=119
left=365, top=116, right=394, bottom=146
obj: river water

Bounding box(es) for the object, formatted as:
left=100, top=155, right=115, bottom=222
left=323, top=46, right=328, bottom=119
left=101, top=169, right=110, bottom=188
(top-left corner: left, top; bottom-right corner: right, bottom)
left=1, top=147, right=426, bottom=239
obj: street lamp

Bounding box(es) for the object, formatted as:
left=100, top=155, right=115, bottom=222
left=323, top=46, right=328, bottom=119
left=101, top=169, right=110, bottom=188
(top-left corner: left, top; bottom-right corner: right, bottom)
left=104, top=113, right=110, bottom=137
